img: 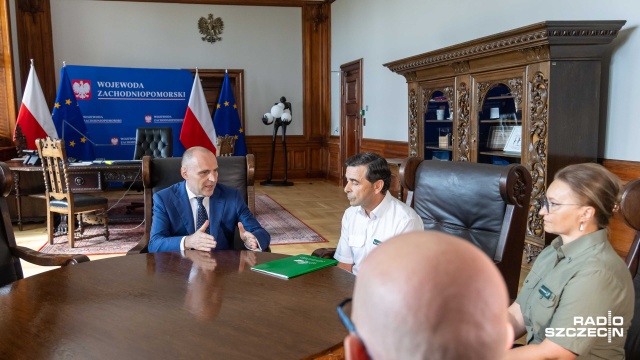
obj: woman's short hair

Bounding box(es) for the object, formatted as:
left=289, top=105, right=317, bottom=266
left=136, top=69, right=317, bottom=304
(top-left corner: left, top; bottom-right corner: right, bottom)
left=554, top=163, right=621, bottom=228
left=345, top=152, right=391, bottom=194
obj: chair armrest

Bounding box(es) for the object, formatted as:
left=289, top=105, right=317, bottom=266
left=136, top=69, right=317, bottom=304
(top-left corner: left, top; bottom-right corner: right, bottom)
left=399, top=157, right=422, bottom=192
left=11, top=245, right=89, bottom=266
left=127, top=233, right=148, bottom=255
left=312, top=247, right=336, bottom=259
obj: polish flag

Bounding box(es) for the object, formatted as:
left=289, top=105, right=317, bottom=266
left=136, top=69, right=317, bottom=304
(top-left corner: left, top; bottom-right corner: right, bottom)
left=13, top=63, right=58, bottom=150
left=180, top=71, right=217, bottom=155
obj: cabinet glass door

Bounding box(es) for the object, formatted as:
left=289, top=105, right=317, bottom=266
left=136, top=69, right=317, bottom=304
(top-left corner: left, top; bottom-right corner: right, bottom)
left=476, top=83, right=522, bottom=166
left=423, top=90, right=453, bottom=161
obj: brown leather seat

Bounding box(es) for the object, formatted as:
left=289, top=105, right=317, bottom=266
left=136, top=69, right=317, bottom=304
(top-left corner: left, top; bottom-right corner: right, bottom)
left=36, top=137, right=109, bottom=248
left=0, top=161, right=89, bottom=288
left=127, top=154, right=258, bottom=254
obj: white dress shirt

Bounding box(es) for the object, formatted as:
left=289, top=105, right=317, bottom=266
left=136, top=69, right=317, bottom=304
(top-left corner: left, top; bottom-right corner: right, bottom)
left=334, top=192, right=423, bottom=275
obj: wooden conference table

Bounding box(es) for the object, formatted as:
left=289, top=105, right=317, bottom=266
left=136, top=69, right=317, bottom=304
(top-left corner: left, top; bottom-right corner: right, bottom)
left=0, top=251, right=354, bottom=359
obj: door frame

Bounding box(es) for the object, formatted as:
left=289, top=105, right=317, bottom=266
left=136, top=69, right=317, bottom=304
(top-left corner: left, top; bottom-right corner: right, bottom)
left=339, top=58, right=363, bottom=184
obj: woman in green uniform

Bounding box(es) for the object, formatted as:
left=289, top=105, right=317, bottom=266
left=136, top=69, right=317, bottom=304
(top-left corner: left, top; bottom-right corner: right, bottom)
left=506, top=163, right=634, bottom=360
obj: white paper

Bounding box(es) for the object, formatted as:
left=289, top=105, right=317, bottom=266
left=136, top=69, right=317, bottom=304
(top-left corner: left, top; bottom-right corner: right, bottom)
left=503, top=126, right=522, bottom=153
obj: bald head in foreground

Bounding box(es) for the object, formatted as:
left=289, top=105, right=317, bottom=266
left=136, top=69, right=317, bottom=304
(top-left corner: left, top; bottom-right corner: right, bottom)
left=343, top=231, right=513, bottom=360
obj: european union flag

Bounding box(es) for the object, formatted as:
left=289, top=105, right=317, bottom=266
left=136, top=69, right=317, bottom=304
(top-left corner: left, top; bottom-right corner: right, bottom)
left=213, top=72, right=247, bottom=156
left=52, top=67, right=95, bottom=161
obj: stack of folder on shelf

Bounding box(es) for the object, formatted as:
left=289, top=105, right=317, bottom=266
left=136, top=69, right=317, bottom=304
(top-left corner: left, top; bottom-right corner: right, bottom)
left=251, top=254, right=338, bottom=279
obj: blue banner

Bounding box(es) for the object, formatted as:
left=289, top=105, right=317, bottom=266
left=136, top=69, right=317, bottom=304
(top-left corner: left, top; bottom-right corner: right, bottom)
left=65, top=65, right=193, bottom=160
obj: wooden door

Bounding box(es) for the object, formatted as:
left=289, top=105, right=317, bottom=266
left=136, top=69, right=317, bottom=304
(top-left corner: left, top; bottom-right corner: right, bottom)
left=340, top=59, right=363, bottom=182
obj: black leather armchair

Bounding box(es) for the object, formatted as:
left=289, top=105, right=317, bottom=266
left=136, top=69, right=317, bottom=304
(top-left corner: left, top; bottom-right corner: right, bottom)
left=127, top=154, right=257, bottom=254
left=400, top=158, right=532, bottom=300
left=126, top=127, right=173, bottom=213
left=0, top=161, right=89, bottom=287
left=622, top=178, right=640, bottom=358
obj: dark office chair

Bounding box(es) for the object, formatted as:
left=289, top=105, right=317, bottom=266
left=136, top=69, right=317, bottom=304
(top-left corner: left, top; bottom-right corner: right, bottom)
left=0, top=161, right=89, bottom=287
left=125, top=127, right=173, bottom=214
left=621, top=178, right=640, bottom=358
left=36, top=137, right=109, bottom=248
left=401, top=158, right=531, bottom=300
left=127, top=154, right=258, bottom=254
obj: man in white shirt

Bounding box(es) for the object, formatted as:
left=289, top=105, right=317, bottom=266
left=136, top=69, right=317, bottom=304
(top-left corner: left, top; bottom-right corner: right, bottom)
left=334, top=153, right=423, bottom=275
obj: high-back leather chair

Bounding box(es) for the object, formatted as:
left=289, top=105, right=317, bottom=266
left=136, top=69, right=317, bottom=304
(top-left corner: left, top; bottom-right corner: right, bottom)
left=0, top=161, right=89, bottom=288
left=126, top=127, right=173, bottom=213
left=127, top=154, right=256, bottom=254
left=36, top=137, right=109, bottom=248
left=400, top=158, right=532, bottom=300
left=621, top=178, right=640, bottom=358
left=133, top=127, right=173, bottom=159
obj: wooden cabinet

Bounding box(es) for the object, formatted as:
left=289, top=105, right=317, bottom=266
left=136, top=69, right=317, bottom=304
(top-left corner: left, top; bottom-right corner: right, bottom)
left=384, top=20, right=625, bottom=260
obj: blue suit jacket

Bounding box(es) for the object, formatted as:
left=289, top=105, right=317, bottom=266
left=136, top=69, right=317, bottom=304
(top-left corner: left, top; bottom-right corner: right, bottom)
left=149, top=181, right=270, bottom=253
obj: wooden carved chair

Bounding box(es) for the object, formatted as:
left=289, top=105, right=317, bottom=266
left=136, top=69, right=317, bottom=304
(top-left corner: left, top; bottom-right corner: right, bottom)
left=127, top=154, right=256, bottom=254
left=0, top=161, right=89, bottom=288
left=217, top=135, right=237, bottom=157
left=621, top=178, right=640, bottom=358
left=125, top=127, right=173, bottom=213
left=35, top=137, right=109, bottom=248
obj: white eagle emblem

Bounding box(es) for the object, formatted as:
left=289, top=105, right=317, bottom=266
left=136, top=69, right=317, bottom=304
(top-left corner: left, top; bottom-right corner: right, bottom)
left=111, top=137, right=119, bottom=146
left=72, top=80, right=91, bottom=100
left=198, top=14, right=224, bottom=43
left=144, top=115, right=152, bottom=123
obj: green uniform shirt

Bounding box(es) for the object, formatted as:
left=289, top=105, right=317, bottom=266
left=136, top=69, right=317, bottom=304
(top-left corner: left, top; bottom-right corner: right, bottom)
left=516, top=229, right=634, bottom=359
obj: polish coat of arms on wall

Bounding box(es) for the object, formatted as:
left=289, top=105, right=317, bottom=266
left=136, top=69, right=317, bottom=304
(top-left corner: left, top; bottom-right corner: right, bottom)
left=198, top=14, right=224, bottom=44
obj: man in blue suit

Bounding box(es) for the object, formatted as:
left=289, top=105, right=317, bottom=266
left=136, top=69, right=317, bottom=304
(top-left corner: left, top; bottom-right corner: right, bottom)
left=149, top=146, right=270, bottom=253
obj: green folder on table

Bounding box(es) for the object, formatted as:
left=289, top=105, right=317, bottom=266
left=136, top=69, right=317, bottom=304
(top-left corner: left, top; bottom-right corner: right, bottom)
left=251, top=254, right=338, bottom=279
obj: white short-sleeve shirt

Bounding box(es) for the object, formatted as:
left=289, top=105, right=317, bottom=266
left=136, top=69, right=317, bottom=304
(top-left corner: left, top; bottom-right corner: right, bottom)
left=334, top=192, right=423, bottom=275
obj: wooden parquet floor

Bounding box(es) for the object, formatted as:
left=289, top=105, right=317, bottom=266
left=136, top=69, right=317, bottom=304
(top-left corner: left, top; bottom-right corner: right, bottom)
left=15, top=179, right=349, bottom=277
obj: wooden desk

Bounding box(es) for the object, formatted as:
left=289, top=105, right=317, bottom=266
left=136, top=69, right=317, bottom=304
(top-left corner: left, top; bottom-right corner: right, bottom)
left=6, top=161, right=141, bottom=230
left=0, top=251, right=354, bottom=359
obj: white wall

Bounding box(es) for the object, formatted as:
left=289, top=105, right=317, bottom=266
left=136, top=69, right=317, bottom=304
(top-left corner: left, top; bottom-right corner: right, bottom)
left=49, top=0, right=303, bottom=136
left=331, top=0, right=640, bottom=161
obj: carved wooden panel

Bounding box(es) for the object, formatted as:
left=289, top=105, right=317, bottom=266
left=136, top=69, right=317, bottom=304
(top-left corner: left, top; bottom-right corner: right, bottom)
left=408, top=88, right=418, bottom=157
left=526, top=70, right=549, bottom=242
left=456, top=80, right=470, bottom=162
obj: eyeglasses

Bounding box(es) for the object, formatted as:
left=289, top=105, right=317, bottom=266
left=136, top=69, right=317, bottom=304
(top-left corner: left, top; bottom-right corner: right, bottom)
left=337, top=298, right=372, bottom=358
left=541, top=195, right=581, bottom=213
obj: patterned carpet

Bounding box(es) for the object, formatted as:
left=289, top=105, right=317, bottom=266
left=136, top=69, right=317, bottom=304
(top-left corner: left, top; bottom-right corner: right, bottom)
left=255, top=194, right=327, bottom=246
left=38, top=194, right=326, bottom=255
